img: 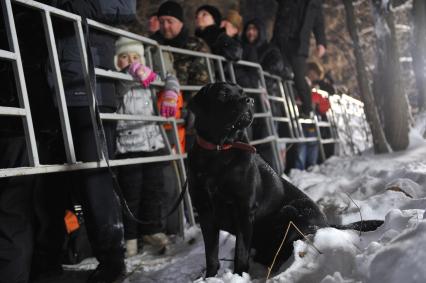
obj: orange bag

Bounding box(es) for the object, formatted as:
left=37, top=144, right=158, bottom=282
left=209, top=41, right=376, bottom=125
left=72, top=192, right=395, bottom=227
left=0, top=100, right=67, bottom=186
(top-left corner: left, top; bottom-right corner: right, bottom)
left=64, top=209, right=80, bottom=234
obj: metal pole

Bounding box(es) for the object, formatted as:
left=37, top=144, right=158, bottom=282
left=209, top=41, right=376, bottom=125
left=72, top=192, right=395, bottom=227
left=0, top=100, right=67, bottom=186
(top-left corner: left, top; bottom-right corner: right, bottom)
left=216, top=59, right=225, bottom=82
left=205, top=57, right=215, bottom=83
left=257, top=66, right=282, bottom=173
left=285, top=81, right=303, bottom=138
left=277, top=79, right=296, bottom=138
left=3, top=0, right=40, bottom=166
left=227, top=61, right=236, bottom=83
left=171, top=120, right=196, bottom=227
left=42, top=10, right=76, bottom=164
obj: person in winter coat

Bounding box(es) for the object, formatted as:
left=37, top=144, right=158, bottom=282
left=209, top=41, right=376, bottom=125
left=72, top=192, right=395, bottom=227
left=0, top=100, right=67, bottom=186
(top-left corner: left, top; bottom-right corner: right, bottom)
left=272, top=0, right=327, bottom=118
left=0, top=5, right=68, bottom=282
left=194, top=5, right=222, bottom=49
left=221, top=10, right=244, bottom=39
left=47, top=1, right=137, bottom=282
left=151, top=0, right=210, bottom=152
left=238, top=18, right=284, bottom=88
left=113, top=37, right=181, bottom=257
left=151, top=1, right=209, bottom=89
left=295, top=61, right=330, bottom=170
left=194, top=5, right=243, bottom=62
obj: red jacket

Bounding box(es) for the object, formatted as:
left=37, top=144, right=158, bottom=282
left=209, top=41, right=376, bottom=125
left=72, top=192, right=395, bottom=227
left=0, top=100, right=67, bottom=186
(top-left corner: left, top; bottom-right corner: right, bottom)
left=311, top=90, right=330, bottom=115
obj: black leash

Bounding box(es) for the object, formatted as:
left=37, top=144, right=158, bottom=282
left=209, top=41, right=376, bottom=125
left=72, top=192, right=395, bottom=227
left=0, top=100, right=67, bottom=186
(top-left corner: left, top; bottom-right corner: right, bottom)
left=82, top=18, right=187, bottom=225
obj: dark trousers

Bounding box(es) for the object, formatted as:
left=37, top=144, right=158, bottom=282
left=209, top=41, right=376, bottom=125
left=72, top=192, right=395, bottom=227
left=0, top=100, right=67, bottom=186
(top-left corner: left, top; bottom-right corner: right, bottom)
left=0, top=136, right=35, bottom=283
left=289, top=55, right=312, bottom=115
left=67, top=107, right=124, bottom=263
left=116, top=150, right=168, bottom=239
left=277, top=41, right=312, bottom=115
left=31, top=132, right=68, bottom=278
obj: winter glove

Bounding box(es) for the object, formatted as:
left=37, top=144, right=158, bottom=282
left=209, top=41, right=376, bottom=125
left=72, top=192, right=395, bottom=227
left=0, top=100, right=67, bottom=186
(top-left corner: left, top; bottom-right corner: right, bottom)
left=128, top=62, right=157, bottom=88
left=160, top=90, right=178, bottom=117
left=160, top=74, right=180, bottom=117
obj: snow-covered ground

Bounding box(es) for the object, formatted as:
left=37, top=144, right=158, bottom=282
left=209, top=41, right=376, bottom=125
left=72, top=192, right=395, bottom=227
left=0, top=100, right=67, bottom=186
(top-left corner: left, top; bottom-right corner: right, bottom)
left=59, top=113, right=426, bottom=283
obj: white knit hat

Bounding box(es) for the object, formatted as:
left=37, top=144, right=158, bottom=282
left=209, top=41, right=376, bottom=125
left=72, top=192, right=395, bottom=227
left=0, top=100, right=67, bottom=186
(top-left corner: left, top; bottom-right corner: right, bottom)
left=114, top=36, right=146, bottom=70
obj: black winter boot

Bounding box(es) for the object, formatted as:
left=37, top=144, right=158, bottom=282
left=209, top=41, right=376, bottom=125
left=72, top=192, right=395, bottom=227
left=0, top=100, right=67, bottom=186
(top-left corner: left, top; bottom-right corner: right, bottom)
left=87, top=260, right=126, bottom=283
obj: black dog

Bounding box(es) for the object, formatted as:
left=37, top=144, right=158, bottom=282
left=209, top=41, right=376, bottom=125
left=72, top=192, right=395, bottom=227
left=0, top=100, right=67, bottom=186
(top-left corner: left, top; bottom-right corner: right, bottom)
left=187, top=83, right=382, bottom=277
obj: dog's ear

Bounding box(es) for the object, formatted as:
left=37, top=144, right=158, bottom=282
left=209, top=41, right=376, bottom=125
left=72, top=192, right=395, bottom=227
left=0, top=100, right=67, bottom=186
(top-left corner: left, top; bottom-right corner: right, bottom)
left=188, top=84, right=211, bottom=116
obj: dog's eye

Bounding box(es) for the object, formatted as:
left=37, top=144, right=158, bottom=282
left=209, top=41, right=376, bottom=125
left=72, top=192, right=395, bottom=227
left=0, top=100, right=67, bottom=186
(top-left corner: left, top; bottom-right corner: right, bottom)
left=218, top=90, right=230, bottom=101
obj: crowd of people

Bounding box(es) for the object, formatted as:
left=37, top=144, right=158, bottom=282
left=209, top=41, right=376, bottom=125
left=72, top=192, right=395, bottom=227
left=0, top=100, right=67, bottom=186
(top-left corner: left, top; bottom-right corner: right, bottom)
left=0, top=1, right=334, bottom=283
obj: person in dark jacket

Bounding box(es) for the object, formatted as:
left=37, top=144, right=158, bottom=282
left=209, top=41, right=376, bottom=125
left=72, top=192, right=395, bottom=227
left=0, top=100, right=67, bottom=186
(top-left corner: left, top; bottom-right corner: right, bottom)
left=0, top=66, right=38, bottom=283
left=194, top=5, right=242, bottom=62
left=239, top=18, right=284, bottom=87
left=48, top=1, right=137, bottom=282
left=0, top=4, right=67, bottom=282
left=272, top=0, right=327, bottom=118
left=194, top=5, right=222, bottom=49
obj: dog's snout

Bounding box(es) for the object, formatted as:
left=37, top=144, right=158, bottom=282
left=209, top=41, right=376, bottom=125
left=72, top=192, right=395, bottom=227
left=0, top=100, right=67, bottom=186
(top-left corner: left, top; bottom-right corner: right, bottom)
left=246, top=97, right=254, bottom=106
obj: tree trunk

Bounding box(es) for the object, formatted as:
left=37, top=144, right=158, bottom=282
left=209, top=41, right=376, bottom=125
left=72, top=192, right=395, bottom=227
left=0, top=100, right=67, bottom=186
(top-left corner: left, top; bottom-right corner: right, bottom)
left=412, top=0, right=426, bottom=111
left=372, top=0, right=410, bottom=151
left=342, top=0, right=390, bottom=153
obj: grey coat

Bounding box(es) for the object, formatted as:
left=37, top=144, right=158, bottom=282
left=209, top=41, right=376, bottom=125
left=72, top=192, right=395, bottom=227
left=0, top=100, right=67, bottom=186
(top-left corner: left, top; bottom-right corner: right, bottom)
left=115, top=81, right=165, bottom=154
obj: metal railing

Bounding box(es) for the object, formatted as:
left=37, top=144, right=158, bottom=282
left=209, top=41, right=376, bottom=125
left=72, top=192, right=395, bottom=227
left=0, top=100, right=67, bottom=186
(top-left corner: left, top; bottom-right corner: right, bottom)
left=0, top=0, right=194, bottom=237
left=0, top=0, right=370, bottom=234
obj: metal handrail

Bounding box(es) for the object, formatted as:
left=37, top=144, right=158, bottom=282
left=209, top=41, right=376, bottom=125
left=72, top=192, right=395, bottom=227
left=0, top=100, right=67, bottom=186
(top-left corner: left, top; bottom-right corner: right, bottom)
left=0, top=0, right=371, bottom=177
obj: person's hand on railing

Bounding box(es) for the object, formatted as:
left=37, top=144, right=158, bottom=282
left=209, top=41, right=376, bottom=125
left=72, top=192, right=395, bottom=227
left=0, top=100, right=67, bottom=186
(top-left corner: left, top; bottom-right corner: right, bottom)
left=128, top=62, right=157, bottom=88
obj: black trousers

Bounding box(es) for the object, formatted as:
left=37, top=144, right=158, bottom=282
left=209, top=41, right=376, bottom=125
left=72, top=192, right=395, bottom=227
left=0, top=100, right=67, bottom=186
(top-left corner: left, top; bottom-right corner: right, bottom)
left=277, top=41, right=312, bottom=115
left=116, top=150, right=168, bottom=239
left=67, top=107, right=124, bottom=263
left=0, top=136, right=35, bottom=283
left=31, top=132, right=69, bottom=278
left=289, top=55, right=312, bottom=115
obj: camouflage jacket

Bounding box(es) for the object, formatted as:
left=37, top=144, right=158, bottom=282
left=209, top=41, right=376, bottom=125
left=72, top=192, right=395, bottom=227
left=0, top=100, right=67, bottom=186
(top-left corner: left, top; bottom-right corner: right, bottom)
left=174, top=36, right=210, bottom=90
left=151, top=28, right=210, bottom=101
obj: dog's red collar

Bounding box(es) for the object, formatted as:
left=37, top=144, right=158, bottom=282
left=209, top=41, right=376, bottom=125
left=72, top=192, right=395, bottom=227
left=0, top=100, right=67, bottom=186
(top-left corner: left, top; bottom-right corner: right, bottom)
left=196, top=136, right=257, bottom=153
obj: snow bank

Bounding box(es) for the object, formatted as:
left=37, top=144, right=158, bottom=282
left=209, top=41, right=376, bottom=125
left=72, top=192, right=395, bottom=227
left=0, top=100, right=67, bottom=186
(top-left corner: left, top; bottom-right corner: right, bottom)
left=190, top=130, right=426, bottom=282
